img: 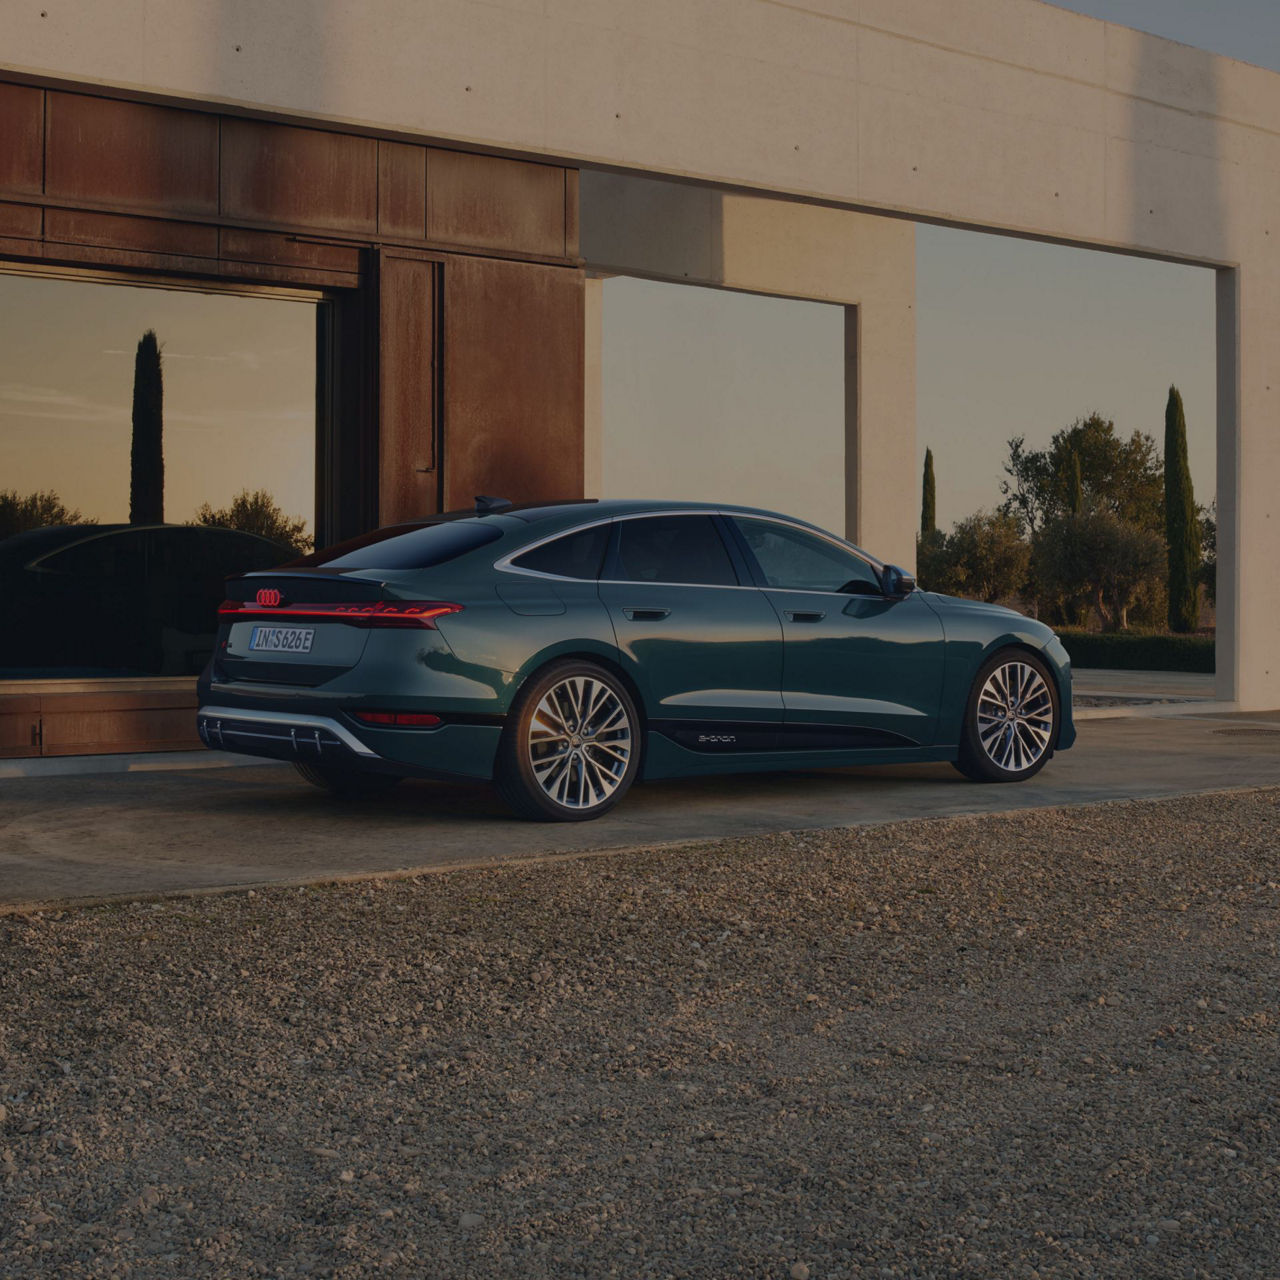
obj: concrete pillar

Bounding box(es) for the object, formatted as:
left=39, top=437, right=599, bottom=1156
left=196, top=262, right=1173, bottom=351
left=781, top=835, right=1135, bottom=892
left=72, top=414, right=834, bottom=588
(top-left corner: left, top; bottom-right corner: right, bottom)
left=1225, top=266, right=1280, bottom=710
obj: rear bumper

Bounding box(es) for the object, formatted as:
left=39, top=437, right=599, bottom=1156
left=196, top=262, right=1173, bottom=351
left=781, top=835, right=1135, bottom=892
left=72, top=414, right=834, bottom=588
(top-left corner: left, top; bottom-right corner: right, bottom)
left=196, top=703, right=502, bottom=781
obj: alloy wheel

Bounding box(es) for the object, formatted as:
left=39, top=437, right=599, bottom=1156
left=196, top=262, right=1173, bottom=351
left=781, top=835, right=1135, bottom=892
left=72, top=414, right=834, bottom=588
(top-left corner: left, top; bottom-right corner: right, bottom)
left=526, top=675, right=633, bottom=811
left=975, top=660, right=1054, bottom=774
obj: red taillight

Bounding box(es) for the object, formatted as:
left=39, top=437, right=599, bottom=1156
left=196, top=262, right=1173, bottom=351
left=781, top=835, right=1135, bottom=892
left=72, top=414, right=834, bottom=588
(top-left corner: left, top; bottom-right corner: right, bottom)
left=352, top=711, right=443, bottom=727
left=218, top=600, right=462, bottom=629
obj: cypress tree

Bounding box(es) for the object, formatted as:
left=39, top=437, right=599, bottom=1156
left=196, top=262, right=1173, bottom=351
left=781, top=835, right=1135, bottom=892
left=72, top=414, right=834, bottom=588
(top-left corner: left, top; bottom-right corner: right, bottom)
left=1163, top=385, right=1198, bottom=633
left=130, top=330, right=164, bottom=525
left=921, top=447, right=936, bottom=537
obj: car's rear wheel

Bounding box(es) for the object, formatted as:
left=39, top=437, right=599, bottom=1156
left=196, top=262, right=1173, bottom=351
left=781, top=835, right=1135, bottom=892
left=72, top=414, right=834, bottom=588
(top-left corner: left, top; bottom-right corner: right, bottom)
left=954, top=649, right=1059, bottom=783
left=495, top=661, right=639, bottom=821
left=294, top=761, right=404, bottom=799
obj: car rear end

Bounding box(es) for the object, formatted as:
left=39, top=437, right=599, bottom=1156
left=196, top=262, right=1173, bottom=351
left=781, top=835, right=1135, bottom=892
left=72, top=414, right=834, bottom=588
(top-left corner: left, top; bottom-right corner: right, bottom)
left=196, top=518, right=518, bottom=783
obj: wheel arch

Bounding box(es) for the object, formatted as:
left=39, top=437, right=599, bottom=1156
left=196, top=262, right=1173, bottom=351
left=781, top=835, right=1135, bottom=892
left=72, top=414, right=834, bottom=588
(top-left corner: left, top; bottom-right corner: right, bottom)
left=505, top=648, right=650, bottom=772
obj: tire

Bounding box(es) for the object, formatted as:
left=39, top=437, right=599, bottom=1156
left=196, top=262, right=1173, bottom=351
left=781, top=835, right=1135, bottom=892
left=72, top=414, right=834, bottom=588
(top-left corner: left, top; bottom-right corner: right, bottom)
left=953, top=648, right=1059, bottom=783
left=294, top=761, right=404, bottom=799
left=494, top=660, right=640, bottom=821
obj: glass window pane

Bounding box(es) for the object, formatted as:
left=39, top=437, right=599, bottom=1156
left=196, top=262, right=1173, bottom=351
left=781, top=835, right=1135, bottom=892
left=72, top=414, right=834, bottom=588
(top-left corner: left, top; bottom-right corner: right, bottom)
left=735, top=517, right=881, bottom=593
left=0, top=272, right=315, bottom=679
left=511, top=524, right=610, bottom=579
left=614, top=516, right=737, bottom=586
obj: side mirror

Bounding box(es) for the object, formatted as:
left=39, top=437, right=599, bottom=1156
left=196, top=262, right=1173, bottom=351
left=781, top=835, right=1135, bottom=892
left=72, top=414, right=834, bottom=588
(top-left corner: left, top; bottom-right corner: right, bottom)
left=882, top=564, right=917, bottom=598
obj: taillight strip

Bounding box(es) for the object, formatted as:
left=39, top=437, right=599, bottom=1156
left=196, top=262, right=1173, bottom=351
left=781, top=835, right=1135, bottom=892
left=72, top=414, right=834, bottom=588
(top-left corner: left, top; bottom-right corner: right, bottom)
left=218, top=600, right=462, bottom=629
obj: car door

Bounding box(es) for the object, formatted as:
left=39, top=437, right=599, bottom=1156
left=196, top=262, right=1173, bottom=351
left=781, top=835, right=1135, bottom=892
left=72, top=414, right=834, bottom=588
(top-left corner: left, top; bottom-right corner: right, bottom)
left=598, top=513, right=783, bottom=746
left=727, top=515, right=945, bottom=747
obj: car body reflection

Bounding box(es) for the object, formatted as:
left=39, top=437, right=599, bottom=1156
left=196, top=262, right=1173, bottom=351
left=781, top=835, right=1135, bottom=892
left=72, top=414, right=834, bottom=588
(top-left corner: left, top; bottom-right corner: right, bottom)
left=1, top=524, right=289, bottom=678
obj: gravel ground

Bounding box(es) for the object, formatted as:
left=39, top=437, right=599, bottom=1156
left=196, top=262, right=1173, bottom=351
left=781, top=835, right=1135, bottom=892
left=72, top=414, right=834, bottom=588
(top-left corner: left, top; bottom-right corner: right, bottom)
left=2, top=788, right=1278, bottom=1280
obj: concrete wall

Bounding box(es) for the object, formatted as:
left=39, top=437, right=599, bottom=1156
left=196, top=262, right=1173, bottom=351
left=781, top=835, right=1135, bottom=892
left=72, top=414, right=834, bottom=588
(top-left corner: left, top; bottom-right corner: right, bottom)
left=581, top=173, right=916, bottom=564
left=5, top=0, right=1277, bottom=706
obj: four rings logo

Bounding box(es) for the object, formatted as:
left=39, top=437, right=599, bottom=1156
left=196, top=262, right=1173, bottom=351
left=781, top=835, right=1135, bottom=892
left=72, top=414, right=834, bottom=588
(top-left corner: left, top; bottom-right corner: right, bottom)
left=256, top=588, right=283, bottom=607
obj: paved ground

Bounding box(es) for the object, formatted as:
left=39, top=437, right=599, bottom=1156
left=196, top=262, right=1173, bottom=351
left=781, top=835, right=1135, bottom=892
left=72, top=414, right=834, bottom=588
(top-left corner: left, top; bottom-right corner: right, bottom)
left=2, top=710, right=1278, bottom=908
left=2, top=789, right=1278, bottom=1278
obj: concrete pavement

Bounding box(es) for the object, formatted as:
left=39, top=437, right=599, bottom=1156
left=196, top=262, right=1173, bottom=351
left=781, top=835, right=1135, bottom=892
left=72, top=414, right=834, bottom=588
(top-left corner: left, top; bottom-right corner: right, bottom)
left=2, top=709, right=1278, bottom=909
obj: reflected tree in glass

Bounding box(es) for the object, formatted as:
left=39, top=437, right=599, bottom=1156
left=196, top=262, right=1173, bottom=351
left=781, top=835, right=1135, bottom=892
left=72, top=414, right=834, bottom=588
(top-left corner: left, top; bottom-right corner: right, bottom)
left=129, top=329, right=164, bottom=525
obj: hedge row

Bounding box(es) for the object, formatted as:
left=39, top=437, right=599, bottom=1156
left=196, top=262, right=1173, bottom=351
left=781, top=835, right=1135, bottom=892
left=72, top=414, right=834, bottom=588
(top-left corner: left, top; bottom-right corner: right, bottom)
left=1056, top=630, right=1215, bottom=673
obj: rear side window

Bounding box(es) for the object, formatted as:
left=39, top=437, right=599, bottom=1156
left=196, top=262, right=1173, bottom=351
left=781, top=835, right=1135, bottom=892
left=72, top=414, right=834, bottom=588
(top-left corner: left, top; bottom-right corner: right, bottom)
left=614, top=516, right=738, bottom=587
left=510, top=524, right=610, bottom=580
left=290, top=521, right=503, bottom=571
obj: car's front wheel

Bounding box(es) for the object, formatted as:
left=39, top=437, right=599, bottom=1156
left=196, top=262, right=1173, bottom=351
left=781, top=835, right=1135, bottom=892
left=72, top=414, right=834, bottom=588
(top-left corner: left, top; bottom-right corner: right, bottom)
left=954, top=649, right=1059, bottom=783
left=495, top=660, right=640, bottom=821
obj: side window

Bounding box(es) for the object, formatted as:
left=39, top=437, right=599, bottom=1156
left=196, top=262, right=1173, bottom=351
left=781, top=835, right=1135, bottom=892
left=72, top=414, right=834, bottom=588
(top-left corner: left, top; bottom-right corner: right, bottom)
left=510, top=524, right=610, bottom=580
left=614, top=516, right=738, bottom=587
left=734, top=517, right=881, bottom=594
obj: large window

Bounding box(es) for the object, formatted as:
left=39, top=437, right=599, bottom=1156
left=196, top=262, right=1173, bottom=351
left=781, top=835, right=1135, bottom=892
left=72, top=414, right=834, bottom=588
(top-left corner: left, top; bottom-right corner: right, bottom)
left=0, top=271, right=318, bottom=679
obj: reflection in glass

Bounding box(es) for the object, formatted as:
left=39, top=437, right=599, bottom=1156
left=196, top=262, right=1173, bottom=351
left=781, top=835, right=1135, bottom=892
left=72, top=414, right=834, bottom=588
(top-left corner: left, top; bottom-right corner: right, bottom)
left=0, top=272, right=316, bottom=679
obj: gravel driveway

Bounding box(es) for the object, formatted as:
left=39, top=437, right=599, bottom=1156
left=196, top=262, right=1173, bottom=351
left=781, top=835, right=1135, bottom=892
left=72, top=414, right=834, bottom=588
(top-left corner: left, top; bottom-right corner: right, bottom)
left=2, top=788, right=1278, bottom=1279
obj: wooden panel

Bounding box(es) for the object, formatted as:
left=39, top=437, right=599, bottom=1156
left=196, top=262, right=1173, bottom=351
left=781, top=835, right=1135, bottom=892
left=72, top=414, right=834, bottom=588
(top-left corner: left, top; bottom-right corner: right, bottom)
left=0, top=695, right=41, bottom=759
left=46, top=93, right=218, bottom=215
left=45, top=209, right=218, bottom=258
left=0, top=83, right=43, bottom=196
left=378, top=253, right=438, bottom=523
left=38, top=689, right=199, bottom=756
left=0, top=201, right=41, bottom=239
left=221, top=119, right=377, bottom=233
left=219, top=227, right=362, bottom=275
left=444, top=257, right=584, bottom=510
left=42, top=707, right=200, bottom=755
left=427, top=150, right=566, bottom=258
left=378, top=141, right=427, bottom=240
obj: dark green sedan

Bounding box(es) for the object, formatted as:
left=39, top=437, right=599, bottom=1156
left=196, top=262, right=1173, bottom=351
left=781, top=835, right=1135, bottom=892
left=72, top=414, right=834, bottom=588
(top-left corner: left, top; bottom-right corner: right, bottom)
left=197, top=498, right=1074, bottom=821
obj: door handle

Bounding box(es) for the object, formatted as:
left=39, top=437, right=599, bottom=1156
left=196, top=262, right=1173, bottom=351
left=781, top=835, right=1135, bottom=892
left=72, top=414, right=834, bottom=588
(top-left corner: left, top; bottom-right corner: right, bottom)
left=785, top=610, right=825, bottom=622
left=623, top=607, right=670, bottom=621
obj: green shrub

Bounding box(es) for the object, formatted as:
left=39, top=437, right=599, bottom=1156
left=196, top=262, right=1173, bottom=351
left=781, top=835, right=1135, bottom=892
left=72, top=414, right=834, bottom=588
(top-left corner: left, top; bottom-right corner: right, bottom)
left=1056, top=629, right=1214, bottom=673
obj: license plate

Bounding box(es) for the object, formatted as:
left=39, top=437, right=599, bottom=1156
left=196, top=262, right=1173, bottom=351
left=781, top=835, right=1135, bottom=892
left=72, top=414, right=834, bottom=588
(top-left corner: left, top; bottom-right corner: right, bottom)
left=249, top=626, right=315, bottom=654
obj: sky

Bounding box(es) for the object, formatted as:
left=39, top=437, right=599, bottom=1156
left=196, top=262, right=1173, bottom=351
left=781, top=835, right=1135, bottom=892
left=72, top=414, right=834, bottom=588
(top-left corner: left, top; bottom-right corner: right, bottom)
left=919, top=0, right=1280, bottom=526
left=0, top=274, right=315, bottom=530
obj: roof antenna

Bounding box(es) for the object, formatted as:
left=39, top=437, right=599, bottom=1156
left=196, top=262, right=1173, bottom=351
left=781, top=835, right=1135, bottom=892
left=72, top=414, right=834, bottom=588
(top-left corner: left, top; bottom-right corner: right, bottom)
left=474, top=495, right=513, bottom=515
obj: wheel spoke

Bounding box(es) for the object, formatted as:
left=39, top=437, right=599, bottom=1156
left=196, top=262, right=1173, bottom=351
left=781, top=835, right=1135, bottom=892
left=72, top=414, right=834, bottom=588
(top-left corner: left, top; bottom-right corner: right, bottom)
left=529, top=677, right=632, bottom=810
left=975, top=662, right=1054, bottom=775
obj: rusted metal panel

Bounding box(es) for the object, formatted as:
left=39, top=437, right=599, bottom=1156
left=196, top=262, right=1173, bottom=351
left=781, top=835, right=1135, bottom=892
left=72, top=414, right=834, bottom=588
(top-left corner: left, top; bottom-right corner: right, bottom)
left=219, top=227, right=362, bottom=275
left=45, top=92, right=218, bottom=215
left=378, top=252, right=438, bottom=523
left=443, top=256, right=584, bottom=510
left=0, top=235, right=43, bottom=262
left=378, top=141, right=427, bottom=240
left=0, top=201, right=41, bottom=239
left=564, top=169, right=580, bottom=260
left=221, top=119, right=377, bottom=234
left=0, top=83, right=43, bottom=196
left=427, top=150, right=566, bottom=258
left=45, top=208, right=218, bottom=258
left=214, top=258, right=361, bottom=289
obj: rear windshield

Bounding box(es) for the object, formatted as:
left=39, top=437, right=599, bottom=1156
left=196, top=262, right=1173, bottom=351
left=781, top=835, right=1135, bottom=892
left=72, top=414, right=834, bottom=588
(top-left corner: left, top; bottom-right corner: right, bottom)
left=288, top=521, right=503, bottom=571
